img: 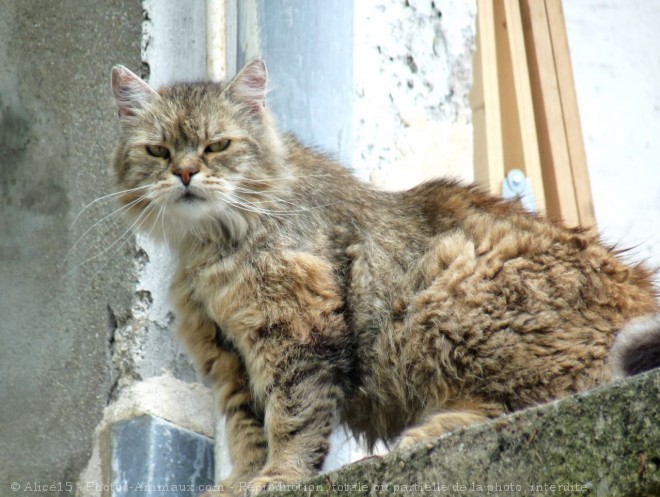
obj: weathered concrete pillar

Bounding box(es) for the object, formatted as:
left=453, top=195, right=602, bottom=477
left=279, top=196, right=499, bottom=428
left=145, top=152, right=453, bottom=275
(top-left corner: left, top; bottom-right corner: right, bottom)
left=0, top=0, right=143, bottom=491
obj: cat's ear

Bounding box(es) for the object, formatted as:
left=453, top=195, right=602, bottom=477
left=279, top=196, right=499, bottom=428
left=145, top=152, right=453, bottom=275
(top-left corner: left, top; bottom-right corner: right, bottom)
left=111, top=65, right=159, bottom=118
left=225, top=59, right=268, bottom=114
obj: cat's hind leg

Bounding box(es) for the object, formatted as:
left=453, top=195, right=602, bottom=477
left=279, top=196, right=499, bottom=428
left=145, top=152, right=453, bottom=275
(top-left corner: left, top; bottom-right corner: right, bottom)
left=397, top=410, right=488, bottom=449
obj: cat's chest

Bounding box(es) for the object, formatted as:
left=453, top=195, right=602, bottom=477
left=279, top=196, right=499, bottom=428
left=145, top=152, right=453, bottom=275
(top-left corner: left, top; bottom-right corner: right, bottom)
left=188, top=255, right=241, bottom=300
left=175, top=250, right=262, bottom=337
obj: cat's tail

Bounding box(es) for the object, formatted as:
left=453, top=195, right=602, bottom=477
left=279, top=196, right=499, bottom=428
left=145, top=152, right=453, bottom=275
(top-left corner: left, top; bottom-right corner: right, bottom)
left=610, top=314, right=660, bottom=378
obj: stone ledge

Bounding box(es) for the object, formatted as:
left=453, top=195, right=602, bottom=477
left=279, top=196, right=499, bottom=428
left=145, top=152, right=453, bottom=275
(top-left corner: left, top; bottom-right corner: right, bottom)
left=110, top=415, right=214, bottom=497
left=268, top=368, right=660, bottom=497
left=77, top=374, right=214, bottom=497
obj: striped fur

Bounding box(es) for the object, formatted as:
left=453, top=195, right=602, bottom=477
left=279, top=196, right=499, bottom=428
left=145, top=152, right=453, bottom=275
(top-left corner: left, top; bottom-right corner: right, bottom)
left=110, top=61, right=660, bottom=496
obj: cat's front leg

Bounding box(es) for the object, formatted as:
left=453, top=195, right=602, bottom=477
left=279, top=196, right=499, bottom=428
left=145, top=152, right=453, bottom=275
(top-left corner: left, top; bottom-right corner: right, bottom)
left=199, top=351, right=268, bottom=497
left=200, top=251, right=351, bottom=495
left=171, top=289, right=268, bottom=491
left=243, top=343, right=346, bottom=495
left=212, top=348, right=268, bottom=488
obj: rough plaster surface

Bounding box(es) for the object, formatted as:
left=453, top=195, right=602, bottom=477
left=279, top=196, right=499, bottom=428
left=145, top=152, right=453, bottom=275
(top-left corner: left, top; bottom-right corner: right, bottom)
left=563, top=1, right=660, bottom=283
left=77, top=373, right=213, bottom=497
left=353, top=0, right=476, bottom=188
left=107, top=263, right=200, bottom=399
left=267, top=369, right=660, bottom=497
left=0, top=1, right=142, bottom=493
left=142, top=0, right=208, bottom=87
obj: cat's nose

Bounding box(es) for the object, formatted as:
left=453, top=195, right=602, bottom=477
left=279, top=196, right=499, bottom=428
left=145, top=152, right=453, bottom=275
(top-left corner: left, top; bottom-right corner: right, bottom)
left=173, top=166, right=199, bottom=186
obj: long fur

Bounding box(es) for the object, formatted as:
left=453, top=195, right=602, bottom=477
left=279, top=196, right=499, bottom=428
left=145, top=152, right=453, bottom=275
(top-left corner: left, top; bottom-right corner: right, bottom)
left=110, top=60, right=660, bottom=496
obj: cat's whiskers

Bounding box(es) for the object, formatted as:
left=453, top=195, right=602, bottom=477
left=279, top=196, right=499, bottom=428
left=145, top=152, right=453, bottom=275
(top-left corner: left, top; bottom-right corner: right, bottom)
left=196, top=178, right=283, bottom=220
left=157, top=201, right=172, bottom=253
left=230, top=182, right=343, bottom=214
left=63, top=191, right=152, bottom=266
left=224, top=193, right=285, bottom=220
left=227, top=183, right=317, bottom=214
left=67, top=199, right=158, bottom=274
left=69, top=184, right=151, bottom=229
left=231, top=186, right=304, bottom=209
left=230, top=192, right=292, bottom=208
left=231, top=191, right=340, bottom=215
left=228, top=189, right=323, bottom=218
left=238, top=173, right=334, bottom=184
left=89, top=202, right=161, bottom=280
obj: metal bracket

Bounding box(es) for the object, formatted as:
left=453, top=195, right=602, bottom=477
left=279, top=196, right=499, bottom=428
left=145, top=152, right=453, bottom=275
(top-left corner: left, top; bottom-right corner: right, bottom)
left=501, top=168, right=537, bottom=212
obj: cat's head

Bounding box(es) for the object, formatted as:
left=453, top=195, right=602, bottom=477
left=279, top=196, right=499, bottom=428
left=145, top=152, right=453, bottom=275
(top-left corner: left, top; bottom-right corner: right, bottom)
left=110, top=60, right=287, bottom=243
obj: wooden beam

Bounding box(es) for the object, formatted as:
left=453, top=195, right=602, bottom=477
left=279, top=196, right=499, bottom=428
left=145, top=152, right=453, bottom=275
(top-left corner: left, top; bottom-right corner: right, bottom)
left=473, top=0, right=505, bottom=195
left=544, top=0, right=596, bottom=229
left=520, top=0, right=580, bottom=227
left=502, top=0, right=546, bottom=212
left=494, top=0, right=525, bottom=184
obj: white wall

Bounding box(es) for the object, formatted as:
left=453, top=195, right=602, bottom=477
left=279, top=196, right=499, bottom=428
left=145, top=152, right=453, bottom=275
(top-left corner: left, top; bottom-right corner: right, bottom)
left=564, top=1, right=660, bottom=278
left=353, top=0, right=477, bottom=188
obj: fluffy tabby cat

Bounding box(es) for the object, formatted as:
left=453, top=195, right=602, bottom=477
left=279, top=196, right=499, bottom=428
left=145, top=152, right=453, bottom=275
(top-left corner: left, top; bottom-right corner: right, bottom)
left=110, top=60, right=659, bottom=495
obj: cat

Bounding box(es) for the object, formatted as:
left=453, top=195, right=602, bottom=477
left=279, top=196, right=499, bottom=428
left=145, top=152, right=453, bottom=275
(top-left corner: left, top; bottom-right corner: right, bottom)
left=110, top=59, right=660, bottom=496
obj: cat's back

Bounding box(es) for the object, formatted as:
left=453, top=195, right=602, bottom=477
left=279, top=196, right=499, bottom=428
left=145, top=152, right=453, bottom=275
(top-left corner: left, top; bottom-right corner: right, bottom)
left=400, top=178, right=657, bottom=315
left=345, top=179, right=658, bottom=438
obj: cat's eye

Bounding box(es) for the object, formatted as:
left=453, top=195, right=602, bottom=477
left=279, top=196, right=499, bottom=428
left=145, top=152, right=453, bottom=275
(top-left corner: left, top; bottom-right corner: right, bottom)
left=205, top=139, right=231, bottom=154
left=145, top=144, right=170, bottom=159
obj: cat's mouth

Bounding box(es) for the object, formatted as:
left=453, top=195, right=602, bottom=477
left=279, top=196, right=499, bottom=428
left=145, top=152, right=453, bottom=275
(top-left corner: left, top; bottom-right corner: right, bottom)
left=179, top=190, right=203, bottom=203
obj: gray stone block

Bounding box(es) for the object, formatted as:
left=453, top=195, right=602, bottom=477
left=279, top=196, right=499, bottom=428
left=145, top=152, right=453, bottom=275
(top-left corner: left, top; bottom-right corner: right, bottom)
left=110, top=415, right=214, bottom=497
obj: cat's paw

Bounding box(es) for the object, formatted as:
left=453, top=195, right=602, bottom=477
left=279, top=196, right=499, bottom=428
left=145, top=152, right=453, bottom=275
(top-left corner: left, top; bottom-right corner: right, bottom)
left=396, top=421, right=455, bottom=449
left=397, top=410, right=489, bottom=450
left=396, top=426, right=432, bottom=450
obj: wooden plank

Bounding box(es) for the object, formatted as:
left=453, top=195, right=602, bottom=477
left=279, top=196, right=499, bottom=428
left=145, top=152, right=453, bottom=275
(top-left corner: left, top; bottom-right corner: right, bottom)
left=473, top=0, right=506, bottom=196
left=502, top=0, right=546, bottom=212
left=493, top=0, right=524, bottom=185
left=470, top=34, right=488, bottom=186
left=545, top=0, right=596, bottom=229
left=520, top=0, right=580, bottom=227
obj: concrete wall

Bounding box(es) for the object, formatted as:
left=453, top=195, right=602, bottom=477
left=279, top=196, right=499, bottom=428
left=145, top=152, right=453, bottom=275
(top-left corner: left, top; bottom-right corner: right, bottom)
left=0, top=0, right=142, bottom=493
